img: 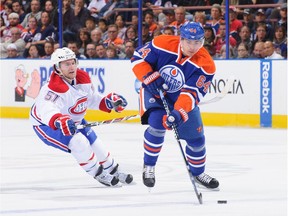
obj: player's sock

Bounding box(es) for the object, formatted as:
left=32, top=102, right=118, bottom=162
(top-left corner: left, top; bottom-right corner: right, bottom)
left=195, top=173, right=219, bottom=189
left=142, top=164, right=155, bottom=188
left=110, top=164, right=133, bottom=184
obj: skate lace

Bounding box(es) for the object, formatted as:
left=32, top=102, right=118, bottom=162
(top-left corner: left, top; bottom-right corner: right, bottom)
left=197, top=173, right=212, bottom=184
left=144, top=166, right=155, bottom=178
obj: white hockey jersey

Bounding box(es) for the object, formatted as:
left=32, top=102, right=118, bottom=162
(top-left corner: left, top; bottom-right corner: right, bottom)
left=30, top=69, right=107, bottom=129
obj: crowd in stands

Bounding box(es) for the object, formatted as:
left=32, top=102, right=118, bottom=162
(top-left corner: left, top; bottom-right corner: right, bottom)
left=0, top=0, right=287, bottom=59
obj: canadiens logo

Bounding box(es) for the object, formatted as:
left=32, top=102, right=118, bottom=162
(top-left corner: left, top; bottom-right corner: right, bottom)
left=69, top=97, right=88, bottom=115
left=160, top=65, right=185, bottom=93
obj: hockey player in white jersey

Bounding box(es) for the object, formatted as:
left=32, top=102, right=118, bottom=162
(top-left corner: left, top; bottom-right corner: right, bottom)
left=30, top=47, right=133, bottom=186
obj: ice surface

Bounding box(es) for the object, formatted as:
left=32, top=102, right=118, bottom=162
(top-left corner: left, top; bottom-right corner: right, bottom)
left=0, top=119, right=287, bottom=216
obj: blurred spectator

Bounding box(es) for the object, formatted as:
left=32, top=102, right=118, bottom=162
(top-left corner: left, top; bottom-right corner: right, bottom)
left=162, top=26, right=175, bottom=35
left=214, top=23, right=237, bottom=57
left=237, top=25, right=252, bottom=54
left=251, top=9, right=273, bottom=40
left=162, top=9, right=176, bottom=27
left=273, top=25, right=287, bottom=58
left=62, top=0, right=90, bottom=43
left=124, top=24, right=138, bottom=44
left=0, top=16, right=5, bottom=42
left=87, top=0, right=106, bottom=19
left=236, top=42, right=250, bottom=58
left=242, top=9, right=253, bottom=30
left=229, top=6, right=243, bottom=42
left=144, top=9, right=158, bottom=36
left=54, top=42, right=60, bottom=50
left=6, top=43, right=20, bottom=58
left=1, top=12, right=24, bottom=42
left=98, top=18, right=109, bottom=41
left=85, top=42, right=97, bottom=59
left=106, top=45, right=119, bottom=59
left=264, top=40, right=284, bottom=59
left=11, top=0, right=26, bottom=23
left=153, top=29, right=162, bottom=37
left=251, top=23, right=267, bottom=51
left=41, top=40, right=54, bottom=58
left=131, top=14, right=138, bottom=27
left=123, top=40, right=135, bottom=59
left=67, top=41, right=87, bottom=59
left=170, top=6, right=187, bottom=35
left=95, top=43, right=107, bottom=59
left=21, top=0, right=41, bottom=28
left=62, top=0, right=75, bottom=43
left=44, top=0, right=58, bottom=29
left=90, top=28, right=103, bottom=44
left=21, top=16, right=37, bottom=43
left=142, top=23, right=153, bottom=45
left=194, top=11, right=206, bottom=26
left=26, top=11, right=57, bottom=49
left=71, top=0, right=91, bottom=33
left=24, top=44, right=43, bottom=58
left=77, top=27, right=91, bottom=54
left=277, top=3, right=287, bottom=31
left=203, top=25, right=216, bottom=57
left=217, top=44, right=235, bottom=59
left=1, top=2, right=13, bottom=26
left=103, top=24, right=124, bottom=51
left=251, top=41, right=265, bottom=58
left=115, top=14, right=127, bottom=40
left=206, top=4, right=223, bottom=36
left=85, top=16, right=97, bottom=33
left=98, top=0, right=126, bottom=24
left=0, top=27, right=25, bottom=58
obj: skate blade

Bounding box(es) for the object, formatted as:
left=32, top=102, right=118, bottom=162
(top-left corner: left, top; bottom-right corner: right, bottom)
left=196, top=183, right=220, bottom=191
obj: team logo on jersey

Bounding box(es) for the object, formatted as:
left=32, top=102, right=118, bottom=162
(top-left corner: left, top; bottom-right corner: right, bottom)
left=159, top=65, right=185, bottom=93
left=69, top=97, right=88, bottom=115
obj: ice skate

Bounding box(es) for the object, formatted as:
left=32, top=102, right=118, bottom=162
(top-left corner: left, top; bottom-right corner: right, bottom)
left=195, top=173, right=219, bottom=189
left=94, top=165, right=119, bottom=186
left=110, top=164, right=133, bottom=184
left=142, top=165, right=155, bottom=188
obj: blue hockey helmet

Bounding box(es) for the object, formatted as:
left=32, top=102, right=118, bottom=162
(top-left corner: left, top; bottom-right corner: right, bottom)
left=180, top=21, right=205, bottom=41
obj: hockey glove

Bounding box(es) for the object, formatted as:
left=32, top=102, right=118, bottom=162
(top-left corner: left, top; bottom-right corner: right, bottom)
left=143, top=71, right=167, bottom=97
left=55, top=115, right=76, bottom=136
left=162, top=108, right=189, bottom=130
left=101, top=93, right=128, bottom=113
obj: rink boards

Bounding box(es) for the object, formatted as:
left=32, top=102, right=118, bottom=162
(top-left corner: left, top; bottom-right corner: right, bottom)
left=0, top=59, right=286, bottom=128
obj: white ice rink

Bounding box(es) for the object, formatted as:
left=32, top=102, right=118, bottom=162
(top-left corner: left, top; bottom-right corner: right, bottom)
left=0, top=118, right=287, bottom=216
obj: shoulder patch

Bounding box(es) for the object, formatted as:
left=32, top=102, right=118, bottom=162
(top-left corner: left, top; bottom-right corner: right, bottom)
left=153, top=35, right=180, bottom=53
left=191, top=48, right=216, bottom=74
left=76, top=69, right=91, bottom=84
left=48, top=72, right=69, bottom=93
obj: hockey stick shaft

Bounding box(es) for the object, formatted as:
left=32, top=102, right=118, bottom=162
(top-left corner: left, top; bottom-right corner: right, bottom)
left=198, top=75, right=235, bottom=105
left=76, top=114, right=140, bottom=129
left=159, top=90, right=203, bottom=204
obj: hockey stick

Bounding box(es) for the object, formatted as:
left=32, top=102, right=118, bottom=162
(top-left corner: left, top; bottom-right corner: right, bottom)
left=159, top=89, right=203, bottom=205
left=199, top=76, right=235, bottom=105
left=76, top=114, right=140, bottom=129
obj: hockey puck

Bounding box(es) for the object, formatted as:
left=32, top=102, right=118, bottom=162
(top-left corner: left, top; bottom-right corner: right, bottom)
left=217, top=200, right=227, bottom=204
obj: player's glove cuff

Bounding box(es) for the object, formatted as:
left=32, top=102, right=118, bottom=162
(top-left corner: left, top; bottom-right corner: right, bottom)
left=162, top=108, right=188, bottom=130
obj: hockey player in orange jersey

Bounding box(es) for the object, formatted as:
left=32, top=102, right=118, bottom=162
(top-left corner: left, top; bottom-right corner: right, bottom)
left=131, top=22, right=219, bottom=189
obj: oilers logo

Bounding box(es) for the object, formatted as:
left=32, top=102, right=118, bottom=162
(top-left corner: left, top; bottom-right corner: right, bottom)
left=160, top=65, right=185, bottom=93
